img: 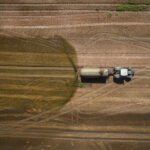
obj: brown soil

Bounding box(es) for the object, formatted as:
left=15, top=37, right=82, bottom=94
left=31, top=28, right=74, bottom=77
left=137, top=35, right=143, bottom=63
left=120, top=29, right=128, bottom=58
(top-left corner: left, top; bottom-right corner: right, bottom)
left=0, top=1, right=150, bottom=150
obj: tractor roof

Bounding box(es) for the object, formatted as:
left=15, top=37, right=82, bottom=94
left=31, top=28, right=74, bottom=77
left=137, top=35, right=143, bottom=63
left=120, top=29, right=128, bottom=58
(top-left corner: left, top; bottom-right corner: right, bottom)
left=120, top=69, right=128, bottom=76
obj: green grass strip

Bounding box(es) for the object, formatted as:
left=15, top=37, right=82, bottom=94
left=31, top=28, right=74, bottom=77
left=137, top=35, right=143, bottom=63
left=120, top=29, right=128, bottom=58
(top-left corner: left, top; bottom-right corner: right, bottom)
left=128, top=0, right=150, bottom=5
left=116, top=5, right=148, bottom=11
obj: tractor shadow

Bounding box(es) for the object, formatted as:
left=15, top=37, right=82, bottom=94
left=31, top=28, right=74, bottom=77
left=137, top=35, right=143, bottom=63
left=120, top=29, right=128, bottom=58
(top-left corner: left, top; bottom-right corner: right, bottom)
left=81, top=77, right=108, bottom=83
left=113, top=78, right=131, bottom=84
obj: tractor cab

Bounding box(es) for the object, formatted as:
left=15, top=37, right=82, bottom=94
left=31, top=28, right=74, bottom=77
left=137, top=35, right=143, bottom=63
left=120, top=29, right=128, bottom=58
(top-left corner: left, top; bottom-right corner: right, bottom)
left=113, top=67, right=135, bottom=79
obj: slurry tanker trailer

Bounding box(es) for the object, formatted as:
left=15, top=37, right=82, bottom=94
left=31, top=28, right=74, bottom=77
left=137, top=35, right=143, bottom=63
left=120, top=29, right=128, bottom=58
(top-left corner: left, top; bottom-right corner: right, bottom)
left=80, top=68, right=112, bottom=81
left=80, top=67, right=134, bottom=82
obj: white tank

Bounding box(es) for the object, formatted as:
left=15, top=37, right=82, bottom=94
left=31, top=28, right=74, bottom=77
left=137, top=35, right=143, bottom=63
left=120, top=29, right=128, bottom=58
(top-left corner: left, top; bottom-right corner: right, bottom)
left=80, top=68, right=109, bottom=77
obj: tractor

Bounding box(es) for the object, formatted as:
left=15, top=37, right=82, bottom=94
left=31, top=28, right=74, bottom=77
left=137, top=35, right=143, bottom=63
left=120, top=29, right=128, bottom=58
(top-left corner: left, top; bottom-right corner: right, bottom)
left=79, top=66, right=135, bottom=83
left=113, top=67, right=135, bottom=80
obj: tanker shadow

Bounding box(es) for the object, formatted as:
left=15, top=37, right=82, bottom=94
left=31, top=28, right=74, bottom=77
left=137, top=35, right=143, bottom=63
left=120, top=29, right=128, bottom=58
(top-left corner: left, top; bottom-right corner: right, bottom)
left=81, top=77, right=132, bottom=84
left=81, top=77, right=107, bottom=83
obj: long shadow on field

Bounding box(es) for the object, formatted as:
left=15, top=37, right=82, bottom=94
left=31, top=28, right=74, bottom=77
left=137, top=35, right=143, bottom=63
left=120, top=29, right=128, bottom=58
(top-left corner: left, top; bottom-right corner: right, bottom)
left=81, top=77, right=108, bottom=83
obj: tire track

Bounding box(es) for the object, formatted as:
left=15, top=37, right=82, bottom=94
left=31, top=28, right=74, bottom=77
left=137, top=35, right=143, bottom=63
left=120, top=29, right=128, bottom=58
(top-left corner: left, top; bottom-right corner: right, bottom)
left=39, top=74, right=145, bottom=123
left=15, top=68, right=149, bottom=125
left=17, top=82, right=114, bottom=124
left=78, top=55, right=150, bottom=59
left=0, top=0, right=141, bottom=5
left=0, top=128, right=150, bottom=142
left=91, top=32, right=150, bottom=51
left=0, top=10, right=108, bottom=17
left=3, top=126, right=150, bottom=135
left=0, top=73, right=74, bottom=78
left=0, top=65, right=74, bottom=71
left=1, top=22, right=150, bottom=29
left=0, top=3, right=119, bottom=11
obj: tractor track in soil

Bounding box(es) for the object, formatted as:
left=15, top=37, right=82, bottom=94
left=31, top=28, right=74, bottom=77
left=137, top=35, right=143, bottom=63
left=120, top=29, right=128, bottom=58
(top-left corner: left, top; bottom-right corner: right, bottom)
left=1, top=11, right=150, bottom=17
left=38, top=77, right=144, bottom=124
left=0, top=65, right=149, bottom=70
left=0, top=69, right=147, bottom=123
left=0, top=69, right=149, bottom=126
left=26, top=69, right=150, bottom=123
left=0, top=127, right=150, bottom=142
left=0, top=0, right=146, bottom=4
left=14, top=69, right=148, bottom=125
left=0, top=3, right=124, bottom=10
left=1, top=23, right=150, bottom=29
left=0, top=3, right=149, bottom=12
left=16, top=82, right=115, bottom=124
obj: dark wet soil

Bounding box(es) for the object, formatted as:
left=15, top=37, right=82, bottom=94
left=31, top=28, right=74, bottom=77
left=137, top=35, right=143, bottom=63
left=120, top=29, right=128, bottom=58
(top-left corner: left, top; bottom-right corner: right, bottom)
left=0, top=35, right=77, bottom=115
left=1, top=137, right=150, bottom=150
